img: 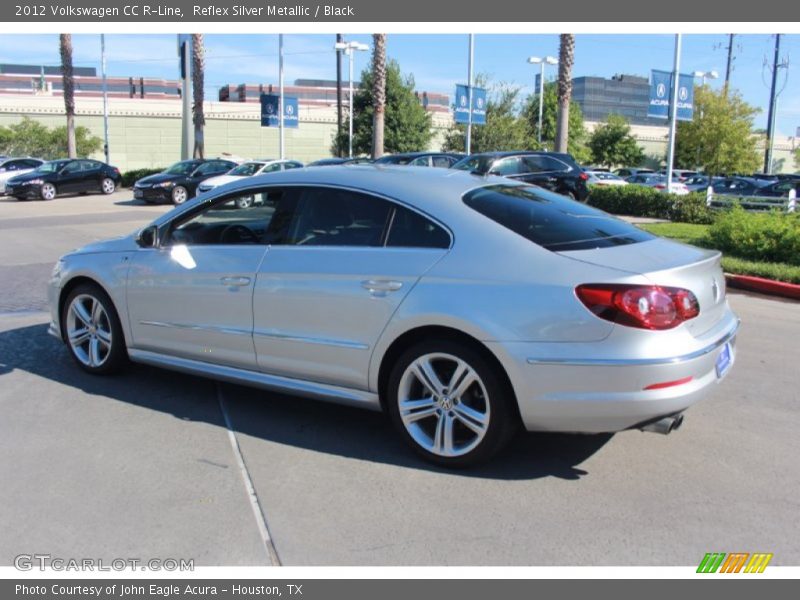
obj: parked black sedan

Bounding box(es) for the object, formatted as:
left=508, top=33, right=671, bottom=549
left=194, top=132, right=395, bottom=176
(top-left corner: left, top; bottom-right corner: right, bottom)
left=5, top=158, right=121, bottom=201
left=452, top=151, right=590, bottom=202
left=133, top=158, right=237, bottom=205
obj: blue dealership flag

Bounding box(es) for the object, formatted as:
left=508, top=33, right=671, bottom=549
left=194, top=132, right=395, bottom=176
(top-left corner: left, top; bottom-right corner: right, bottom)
left=260, top=94, right=299, bottom=128
left=454, top=84, right=487, bottom=125
left=648, top=70, right=694, bottom=121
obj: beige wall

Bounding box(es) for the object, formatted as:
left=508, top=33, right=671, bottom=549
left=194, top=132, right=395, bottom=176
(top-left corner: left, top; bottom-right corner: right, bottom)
left=2, top=94, right=795, bottom=173
left=0, top=94, right=452, bottom=172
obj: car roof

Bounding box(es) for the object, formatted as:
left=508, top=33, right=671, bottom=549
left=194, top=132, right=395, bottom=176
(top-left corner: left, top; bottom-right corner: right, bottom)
left=155, top=165, right=514, bottom=229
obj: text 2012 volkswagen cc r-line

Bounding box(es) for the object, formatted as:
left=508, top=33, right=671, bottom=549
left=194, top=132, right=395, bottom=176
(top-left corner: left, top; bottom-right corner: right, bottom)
left=48, top=166, right=739, bottom=467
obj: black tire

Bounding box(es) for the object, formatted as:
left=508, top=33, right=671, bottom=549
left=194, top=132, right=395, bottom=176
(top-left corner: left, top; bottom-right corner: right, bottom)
left=171, top=185, right=189, bottom=205
left=386, top=338, right=518, bottom=468
left=101, top=177, right=117, bottom=195
left=61, top=283, right=127, bottom=375
left=39, top=182, right=57, bottom=201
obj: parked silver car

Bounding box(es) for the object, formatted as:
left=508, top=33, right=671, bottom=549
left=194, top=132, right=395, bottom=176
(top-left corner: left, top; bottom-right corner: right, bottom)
left=47, top=166, right=739, bottom=466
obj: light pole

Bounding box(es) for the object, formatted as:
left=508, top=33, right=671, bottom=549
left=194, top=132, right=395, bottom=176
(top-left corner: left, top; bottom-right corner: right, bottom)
left=100, top=34, right=109, bottom=164
left=334, top=40, right=369, bottom=158
left=527, top=56, right=558, bottom=146
left=693, top=69, right=719, bottom=86
left=279, top=34, right=285, bottom=159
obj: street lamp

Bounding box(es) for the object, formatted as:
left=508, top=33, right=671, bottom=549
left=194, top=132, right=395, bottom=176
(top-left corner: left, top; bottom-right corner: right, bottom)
left=527, top=56, right=558, bottom=146
left=693, top=70, right=719, bottom=86
left=335, top=40, right=369, bottom=158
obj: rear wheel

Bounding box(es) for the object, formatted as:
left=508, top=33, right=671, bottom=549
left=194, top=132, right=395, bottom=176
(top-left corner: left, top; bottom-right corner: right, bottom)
left=235, top=195, right=255, bottom=209
left=101, top=177, right=116, bottom=195
left=40, top=183, right=57, bottom=200
left=386, top=339, right=517, bottom=467
left=61, top=284, right=127, bottom=375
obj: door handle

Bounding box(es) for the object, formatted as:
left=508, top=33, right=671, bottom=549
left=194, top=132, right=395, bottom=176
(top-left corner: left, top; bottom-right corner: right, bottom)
left=361, top=279, right=403, bottom=293
left=221, top=276, right=251, bottom=287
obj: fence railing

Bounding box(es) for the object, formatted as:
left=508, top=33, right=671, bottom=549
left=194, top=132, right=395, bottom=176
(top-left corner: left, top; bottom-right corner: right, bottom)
left=705, top=187, right=797, bottom=213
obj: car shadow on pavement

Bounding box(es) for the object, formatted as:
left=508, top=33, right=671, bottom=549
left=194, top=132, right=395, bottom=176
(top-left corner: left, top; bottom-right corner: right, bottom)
left=0, top=322, right=612, bottom=481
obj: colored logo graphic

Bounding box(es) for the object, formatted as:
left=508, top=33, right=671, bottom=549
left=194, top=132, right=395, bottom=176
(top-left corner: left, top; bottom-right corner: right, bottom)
left=697, top=552, right=773, bottom=573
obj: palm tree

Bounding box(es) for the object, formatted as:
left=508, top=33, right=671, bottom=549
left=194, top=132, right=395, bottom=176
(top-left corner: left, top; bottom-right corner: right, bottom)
left=371, top=34, right=387, bottom=159
left=59, top=34, right=77, bottom=158
left=555, top=33, right=575, bottom=153
left=192, top=33, right=205, bottom=159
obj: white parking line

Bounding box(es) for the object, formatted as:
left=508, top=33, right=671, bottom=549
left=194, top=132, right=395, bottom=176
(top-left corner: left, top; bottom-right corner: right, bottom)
left=216, top=382, right=281, bottom=566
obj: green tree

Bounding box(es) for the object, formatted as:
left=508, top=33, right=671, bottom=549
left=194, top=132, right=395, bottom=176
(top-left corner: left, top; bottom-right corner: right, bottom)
left=555, top=33, right=575, bottom=153
left=675, top=86, right=760, bottom=175
left=332, top=59, right=432, bottom=156
left=521, top=82, right=589, bottom=162
left=794, top=146, right=800, bottom=171
left=0, top=117, right=102, bottom=159
left=441, top=81, right=529, bottom=153
left=588, top=114, right=645, bottom=168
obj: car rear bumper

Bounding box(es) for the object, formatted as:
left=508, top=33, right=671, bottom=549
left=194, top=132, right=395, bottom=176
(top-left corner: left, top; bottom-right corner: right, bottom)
left=488, top=312, right=739, bottom=433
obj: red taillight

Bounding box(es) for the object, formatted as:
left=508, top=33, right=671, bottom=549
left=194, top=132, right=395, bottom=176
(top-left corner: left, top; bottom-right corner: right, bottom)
left=579, top=172, right=589, bottom=181
left=654, top=184, right=666, bottom=189
left=575, top=284, right=700, bottom=330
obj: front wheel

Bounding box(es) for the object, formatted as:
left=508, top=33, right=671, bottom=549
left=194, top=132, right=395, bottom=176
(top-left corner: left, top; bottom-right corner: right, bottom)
left=40, top=182, right=57, bottom=200
left=62, top=284, right=127, bottom=374
left=386, top=339, right=518, bottom=467
left=171, top=185, right=189, bottom=205
left=101, top=177, right=116, bottom=195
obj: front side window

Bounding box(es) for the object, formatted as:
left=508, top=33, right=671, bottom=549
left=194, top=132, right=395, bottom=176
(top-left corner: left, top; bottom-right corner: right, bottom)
left=285, top=187, right=392, bottom=247
left=489, top=157, right=522, bottom=176
left=522, top=155, right=571, bottom=174
left=168, top=189, right=287, bottom=246
left=410, top=156, right=430, bottom=167
left=463, top=184, right=653, bottom=252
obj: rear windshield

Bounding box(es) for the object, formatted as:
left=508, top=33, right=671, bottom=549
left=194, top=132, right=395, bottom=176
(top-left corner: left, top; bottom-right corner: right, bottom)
left=463, top=184, right=654, bottom=252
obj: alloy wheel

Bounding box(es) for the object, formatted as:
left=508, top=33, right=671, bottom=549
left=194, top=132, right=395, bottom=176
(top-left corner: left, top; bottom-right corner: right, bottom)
left=40, top=183, right=56, bottom=200
left=172, top=186, right=188, bottom=204
left=101, top=178, right=116, bottom=194
left=397, top=352, right=490, bottom=458
left=65, top=294, right=113, bottom=368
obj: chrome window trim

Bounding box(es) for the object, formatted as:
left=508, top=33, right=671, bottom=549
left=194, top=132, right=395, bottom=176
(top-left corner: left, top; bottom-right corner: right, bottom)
left=526, top=320, right=740, bottom=367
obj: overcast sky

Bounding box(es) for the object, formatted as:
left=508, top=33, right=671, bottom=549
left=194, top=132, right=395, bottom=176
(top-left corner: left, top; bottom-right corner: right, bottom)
left=1, top=33, right=797, bottom=136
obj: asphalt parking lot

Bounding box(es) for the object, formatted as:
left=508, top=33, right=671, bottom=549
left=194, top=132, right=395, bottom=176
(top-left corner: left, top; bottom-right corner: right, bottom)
left=0, top=190, right=798, bottom=566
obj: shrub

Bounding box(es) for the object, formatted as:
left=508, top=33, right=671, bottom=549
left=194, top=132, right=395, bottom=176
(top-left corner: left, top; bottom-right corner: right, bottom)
left=668, top=192, right=715, bottom=225
left=587, top=185, right=714, bottom=224
left=121, top=168, right=164, bottom=188
left=708, top=206, right=800, bottom=266
left=587, top=184, right=671, bottom=218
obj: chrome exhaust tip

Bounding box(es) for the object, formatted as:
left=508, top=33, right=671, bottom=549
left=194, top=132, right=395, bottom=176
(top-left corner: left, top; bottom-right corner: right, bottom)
left=640, top=414, right=684, bottom=435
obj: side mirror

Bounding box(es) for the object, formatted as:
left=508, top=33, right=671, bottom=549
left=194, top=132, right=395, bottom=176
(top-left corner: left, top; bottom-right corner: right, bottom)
left=136, top=225, right=158, bottom=248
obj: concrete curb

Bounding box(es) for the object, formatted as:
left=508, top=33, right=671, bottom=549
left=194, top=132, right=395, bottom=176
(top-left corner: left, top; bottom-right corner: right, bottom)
left=725, top=273, right=800, bottom=301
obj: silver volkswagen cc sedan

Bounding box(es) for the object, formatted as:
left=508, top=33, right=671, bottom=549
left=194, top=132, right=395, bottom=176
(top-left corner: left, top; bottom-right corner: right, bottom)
left=48, top=166, right=739, bottom=467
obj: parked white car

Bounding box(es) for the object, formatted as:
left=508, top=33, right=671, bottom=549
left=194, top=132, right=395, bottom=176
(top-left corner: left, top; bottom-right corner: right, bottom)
left=197, top=159, right=304, bottom=207
left=626, top=174, right=690, bottom=195
left=0, top=157, right=44, bottom=191
left=586, top=171, right=628, bottom=187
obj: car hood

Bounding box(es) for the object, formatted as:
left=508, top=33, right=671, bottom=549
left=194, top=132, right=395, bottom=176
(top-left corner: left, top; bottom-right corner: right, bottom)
left=200, top=174, right=243, bottom=188
left=7, top=171, right=48, bottom=184
left=69, top=234, right=138, bottom=256
left=136, top=172, right=182, bottom=186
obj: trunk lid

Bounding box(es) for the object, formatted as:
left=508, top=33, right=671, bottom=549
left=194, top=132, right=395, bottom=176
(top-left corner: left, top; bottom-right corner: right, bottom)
left=559, top=237, right=727, bottom=337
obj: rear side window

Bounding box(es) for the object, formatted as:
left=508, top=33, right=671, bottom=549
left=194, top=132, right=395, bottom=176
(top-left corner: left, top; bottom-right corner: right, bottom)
left=386, top=206, right=450, bottom=249
left=286, top=187, right=392, bottom=247
left=463, top=184, right=653, bottom=252
left=522, top=155, right=571, bottom=173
